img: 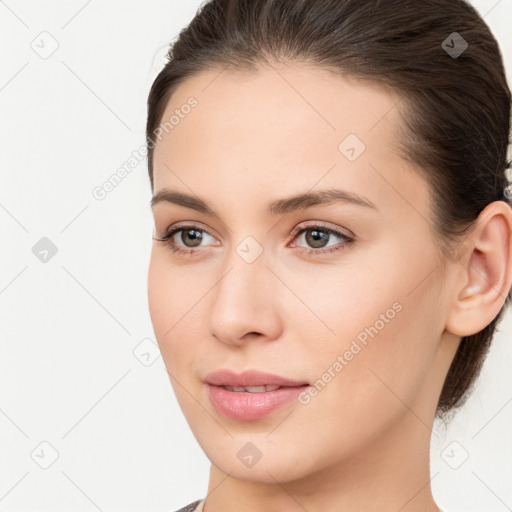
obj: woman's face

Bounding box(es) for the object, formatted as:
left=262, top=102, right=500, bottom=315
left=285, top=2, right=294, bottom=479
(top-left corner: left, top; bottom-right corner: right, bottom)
left=148, top=63, right=458, bottom=484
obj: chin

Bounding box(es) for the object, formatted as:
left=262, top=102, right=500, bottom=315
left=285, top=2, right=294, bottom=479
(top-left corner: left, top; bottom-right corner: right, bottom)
left=197, top=433, right=319, bottom=484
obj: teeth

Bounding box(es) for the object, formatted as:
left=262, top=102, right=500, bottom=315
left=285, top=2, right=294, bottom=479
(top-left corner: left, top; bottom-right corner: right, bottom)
left=223, top=385, right=281, bottom=392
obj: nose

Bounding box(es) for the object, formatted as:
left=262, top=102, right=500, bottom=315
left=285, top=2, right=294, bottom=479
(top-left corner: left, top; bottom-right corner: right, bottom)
left=208, top=249, right=282, bottom=347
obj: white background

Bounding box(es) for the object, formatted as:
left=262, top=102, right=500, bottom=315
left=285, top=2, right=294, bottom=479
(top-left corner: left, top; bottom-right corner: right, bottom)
left=1, top=1, right=511, bottom=511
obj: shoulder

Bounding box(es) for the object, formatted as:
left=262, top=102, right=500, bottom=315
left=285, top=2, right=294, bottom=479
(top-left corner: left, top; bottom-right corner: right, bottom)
left=171, top=498, right=204, bottom=512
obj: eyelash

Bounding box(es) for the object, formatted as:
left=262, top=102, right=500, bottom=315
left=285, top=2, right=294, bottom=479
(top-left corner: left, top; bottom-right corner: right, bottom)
left=153, top=222, right=354, bottom=257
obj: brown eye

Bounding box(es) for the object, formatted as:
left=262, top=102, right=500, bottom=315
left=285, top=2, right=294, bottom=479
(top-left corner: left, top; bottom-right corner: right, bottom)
left=304, top=228, right=331, bottom=249
left=153, top=224, right=217, bottom=255
left=178, top=228, right=204, bottom=247
left=293, top=224, right=353, bottom=254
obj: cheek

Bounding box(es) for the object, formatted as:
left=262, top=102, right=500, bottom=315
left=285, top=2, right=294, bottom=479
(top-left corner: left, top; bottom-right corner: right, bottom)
left=297, top=252, right=443, bottom=411
left=148, top=249, right=194, bottom=327
left=148, top=251, right=185, bottom=357
left=147, top=251, right=169, bottom=334
left=147, top=250, right=205, bottom=376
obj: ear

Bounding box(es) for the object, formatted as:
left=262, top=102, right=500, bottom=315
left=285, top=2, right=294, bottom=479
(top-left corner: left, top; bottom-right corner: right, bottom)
left=445, top=201, right=512, bottom=337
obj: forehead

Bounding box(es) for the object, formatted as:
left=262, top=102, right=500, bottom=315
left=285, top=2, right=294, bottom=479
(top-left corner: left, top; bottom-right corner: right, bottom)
left=151, top=63, right=426, bottom=216
left=155, top=63, right=403, bottom=155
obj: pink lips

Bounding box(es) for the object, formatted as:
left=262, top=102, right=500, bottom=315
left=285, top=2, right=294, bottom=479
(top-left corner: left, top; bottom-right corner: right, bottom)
left=204, top=369, right=310, bottom=421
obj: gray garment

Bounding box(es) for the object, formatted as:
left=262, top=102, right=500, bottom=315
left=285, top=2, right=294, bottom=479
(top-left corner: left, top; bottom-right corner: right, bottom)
left=172, top=499, right=203, bottom=512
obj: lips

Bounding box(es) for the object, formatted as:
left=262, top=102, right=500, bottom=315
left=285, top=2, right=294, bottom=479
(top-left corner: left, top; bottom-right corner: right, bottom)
left=204, top=368, right=309, bottom=388
left=206, top=382, right=309, bottom=420
left=204, top=369, right=310, bottom=420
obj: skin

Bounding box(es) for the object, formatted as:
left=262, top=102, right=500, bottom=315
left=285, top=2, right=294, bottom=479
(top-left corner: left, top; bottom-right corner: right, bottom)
left=147, top=62, right=512, bottom=512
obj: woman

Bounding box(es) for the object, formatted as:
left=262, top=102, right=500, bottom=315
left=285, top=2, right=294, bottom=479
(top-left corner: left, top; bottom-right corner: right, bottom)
left=145, top=0, right=512, bottom=510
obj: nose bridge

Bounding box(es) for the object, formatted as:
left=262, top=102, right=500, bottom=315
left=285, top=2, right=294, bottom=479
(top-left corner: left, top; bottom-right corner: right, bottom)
left=208, top=234, right=279, bottom=344
left=214, top=236, right=268, bottom=311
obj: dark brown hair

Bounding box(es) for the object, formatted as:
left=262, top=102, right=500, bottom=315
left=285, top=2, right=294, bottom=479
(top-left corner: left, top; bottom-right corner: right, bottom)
left=146, top=0, right=512, bottom=418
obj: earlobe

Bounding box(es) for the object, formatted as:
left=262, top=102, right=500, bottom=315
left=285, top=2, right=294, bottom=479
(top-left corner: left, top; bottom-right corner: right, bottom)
left=445, top=201, right=512, bottom=337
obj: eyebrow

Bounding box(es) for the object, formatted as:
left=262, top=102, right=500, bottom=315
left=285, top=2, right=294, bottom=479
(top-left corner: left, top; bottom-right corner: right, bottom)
left=150, top=188, right=377, bottom=216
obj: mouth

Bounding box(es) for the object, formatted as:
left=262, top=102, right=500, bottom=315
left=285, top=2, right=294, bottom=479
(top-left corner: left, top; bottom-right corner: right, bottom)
left=206, top=382, right=310, bottom=421
left=203, top=368, right=310, bottom=420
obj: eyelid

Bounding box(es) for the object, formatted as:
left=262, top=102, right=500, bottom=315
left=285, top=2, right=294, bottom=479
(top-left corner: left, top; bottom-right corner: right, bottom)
left=288, top=220, right=354, bottom=242
left=161, top=221, right=220, bottom=242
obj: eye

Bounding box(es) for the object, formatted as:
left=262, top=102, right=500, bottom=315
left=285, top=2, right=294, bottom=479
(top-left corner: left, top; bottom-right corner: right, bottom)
left=153, top=223, right=218, bottom=255
left=153, top=222, right=354, bottom=257
left=289, top=223, right=354, bottom=255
